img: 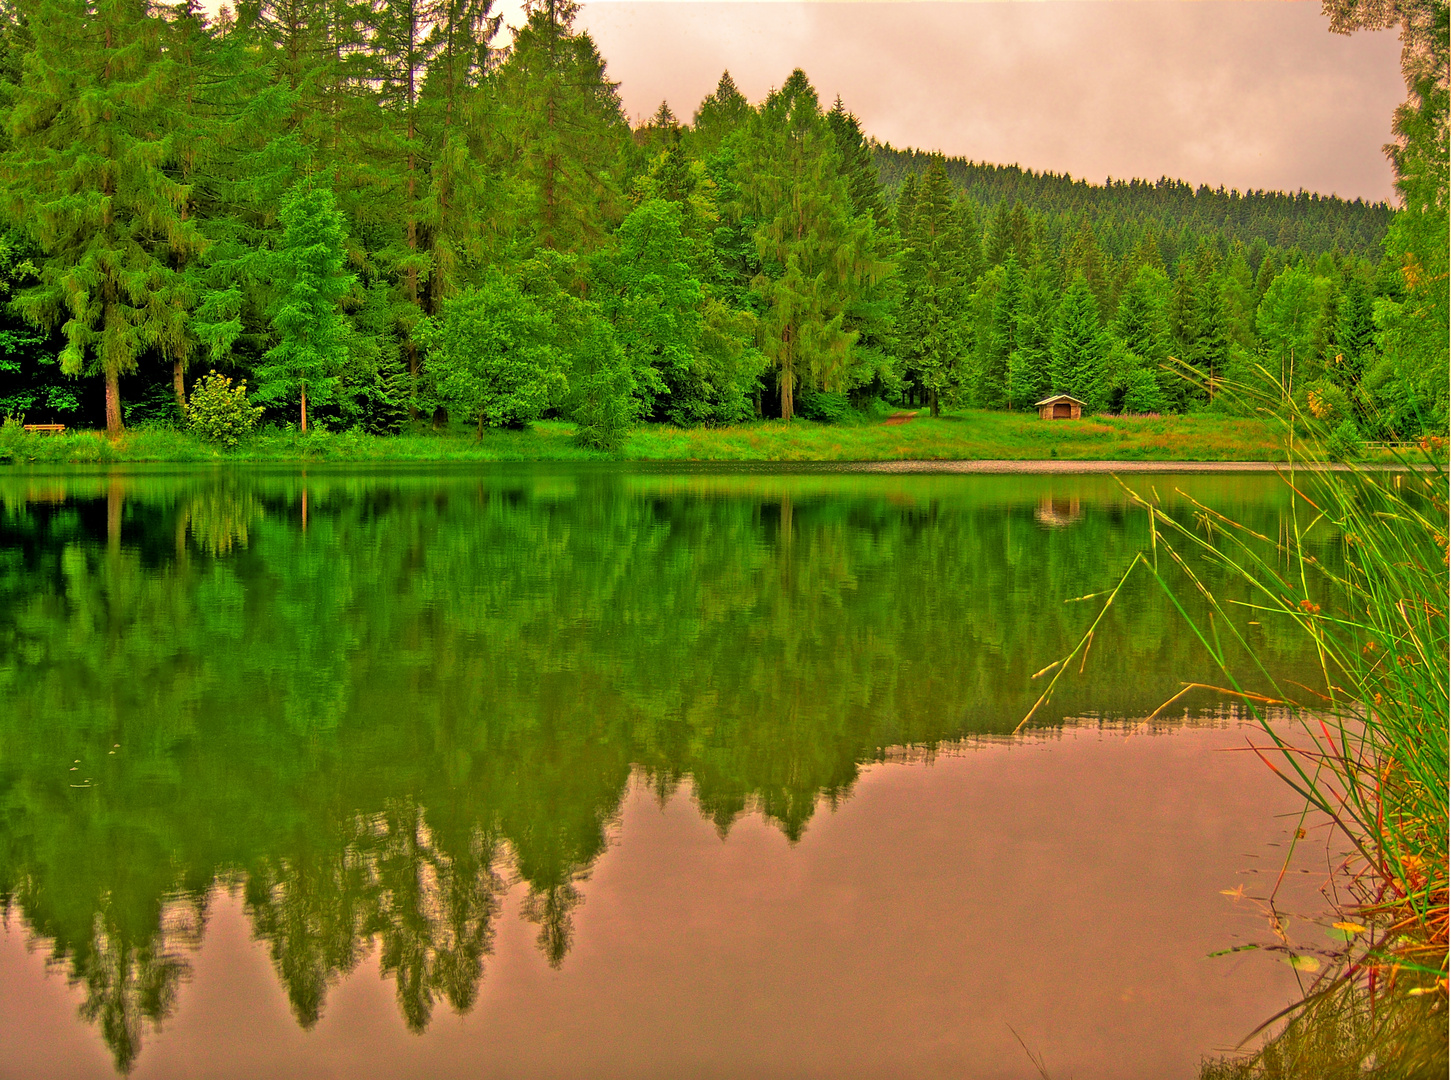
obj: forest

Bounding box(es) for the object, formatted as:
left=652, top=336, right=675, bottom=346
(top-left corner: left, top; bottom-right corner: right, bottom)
left=0, top=0, right=1444, bottom=449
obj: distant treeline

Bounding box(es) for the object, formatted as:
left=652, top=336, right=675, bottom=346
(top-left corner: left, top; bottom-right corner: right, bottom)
left=0, top=0, right=1442, bottom=443
left=872, top=146, right=1395, bottom=262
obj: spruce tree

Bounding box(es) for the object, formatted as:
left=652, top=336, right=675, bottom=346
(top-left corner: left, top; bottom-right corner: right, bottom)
left=1049, top=276, right=1108, bottom=409
left=494, top=0, right=629, bottom=253
left=983, top=254, right=1023, bottom=408
left=1010, top=265, right=1055, bottom=408
left=1333, top=272, right=1374, bottom=386
left=6, top=0, right=206, bottom=434
left=895, top=157, right=963, bottom=415
left=983, top=199, right=1012, bottom=265
left=1111, top=265, right=1170, bottom=370
left=826, top=98, right=886, bottom=226
left=1166, top=261, right=1199, bottom=403
left=687, top=70, right=750, bottom=158
left=254, top=181, right=355, bottom=430
left=730, top=69, right=881, bottom=419
left=1186, top=260, right=1230, bottom=404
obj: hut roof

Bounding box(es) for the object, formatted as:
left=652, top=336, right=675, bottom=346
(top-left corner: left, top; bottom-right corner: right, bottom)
left=1035, top=394, right=1085, bottom=407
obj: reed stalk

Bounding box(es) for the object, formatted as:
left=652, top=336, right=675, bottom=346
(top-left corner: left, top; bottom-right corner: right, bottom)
left=1028, top=372, right=1447, bottom=1076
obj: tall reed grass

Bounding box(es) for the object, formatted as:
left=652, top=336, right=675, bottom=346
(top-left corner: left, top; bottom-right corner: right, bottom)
left=1022, top=383, right=1448, bottom=1076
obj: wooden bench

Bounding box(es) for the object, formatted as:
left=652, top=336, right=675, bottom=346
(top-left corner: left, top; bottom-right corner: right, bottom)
left=22, top=424, right=66, bottom=435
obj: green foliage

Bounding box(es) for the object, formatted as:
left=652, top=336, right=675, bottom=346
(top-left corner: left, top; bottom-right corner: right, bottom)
left=1120, top=365, right=1167, bottom=415
left=599, top=199, right=705, bottom=416
left=4, top=0, right=205, bottom=433
left=1050, top=277, right=1108, bottom=409
left=1255, top=264, right=1325, bottom=396
left=493, top=3, right=629, bottom=253
left=185, top=370, right=264, bottom=446
left=0, top=0, right=1416, bottom=440
left=1324, top=417, right=1364, bottom=461
left=416, top=274, right=566, bottom=432
left=254, top=182, right=356, bottom=430
left=731, top=70, right=884, bottom=420
left=795, top=388, right=852, bottom=423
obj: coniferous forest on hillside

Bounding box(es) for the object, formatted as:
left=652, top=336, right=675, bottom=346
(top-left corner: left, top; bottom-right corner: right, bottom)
left=0, top=0, right=1444, bottom=448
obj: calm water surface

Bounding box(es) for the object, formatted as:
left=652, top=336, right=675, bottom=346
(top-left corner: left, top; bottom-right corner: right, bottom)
left=0, top=467, right=1343, bottom=1079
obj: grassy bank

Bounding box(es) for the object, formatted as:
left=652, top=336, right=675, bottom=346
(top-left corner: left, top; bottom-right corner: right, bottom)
left=0, top=409, right=1425, bottom=465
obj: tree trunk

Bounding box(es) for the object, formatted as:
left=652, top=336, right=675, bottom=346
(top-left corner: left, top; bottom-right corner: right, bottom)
left=930, top=390, right=940, bottom=418
left=105, top=369, right=123, bottom=436
left=173, top=360, right=187, bottom=414
left=779, top=326, right=794, bottom=422
left=301, top=384, right=308, bottom=433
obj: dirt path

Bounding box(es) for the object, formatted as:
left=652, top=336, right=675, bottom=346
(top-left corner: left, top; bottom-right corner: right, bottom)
left=881, top=411, right=918, bottom=427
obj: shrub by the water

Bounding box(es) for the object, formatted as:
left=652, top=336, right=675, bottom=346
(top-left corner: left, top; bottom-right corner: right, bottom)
left=185, top=371, right=263, bottom=447
left=797, top=390, right=853, bottom=424
left=1325, top=418, right=1365, bottom=462
left=0, top=414, right=23, bottom=460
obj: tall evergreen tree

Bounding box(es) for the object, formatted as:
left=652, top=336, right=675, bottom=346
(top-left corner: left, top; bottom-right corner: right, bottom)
left=982, top=254, right=1023, bottom=408
left=494, top=0, right=629, bottom=253
left=730, top=69, right=881, bottom=419
left=6, top=0, right=206, bottom=433
left=254, top=181, right=355, bottom=430
left=895, top=157, right=965, bottom=415
left=1049, top=276, right=1108, bottom=409
left=687, top=70, right=749, bottom=157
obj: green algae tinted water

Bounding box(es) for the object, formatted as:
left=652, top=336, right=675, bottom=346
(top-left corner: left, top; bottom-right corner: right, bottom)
left=0, top=467, right=1340, bottom=1079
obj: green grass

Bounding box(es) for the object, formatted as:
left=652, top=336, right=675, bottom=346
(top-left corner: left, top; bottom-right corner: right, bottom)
left=2, top=408, right=1415, bottom=466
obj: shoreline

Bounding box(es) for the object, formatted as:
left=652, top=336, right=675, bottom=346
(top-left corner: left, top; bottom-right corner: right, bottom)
left=0, top=458, right=1432, bottom=476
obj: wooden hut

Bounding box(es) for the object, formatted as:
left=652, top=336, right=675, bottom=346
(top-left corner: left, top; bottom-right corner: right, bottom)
left=1036, top=394, right=1084, bottom=420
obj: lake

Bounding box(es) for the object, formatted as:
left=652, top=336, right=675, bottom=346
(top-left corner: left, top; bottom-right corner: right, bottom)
left=0, top=466, right=1346, bottom=1079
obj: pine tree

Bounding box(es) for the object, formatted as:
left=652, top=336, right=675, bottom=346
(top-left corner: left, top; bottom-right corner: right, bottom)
left=1333, top=272, right=1375, bottom=384
left=494, top=0, right=629, bottom=254
left=948, top=195, right=984, bottom=287
left=6, top=0, right=206, bottom=434
left=1010, top=264, right=1056, bottom=408
left=1111, top=264, right=1170, bottom=373
left=730, top=69, right=881, bottom=420
left=894, top=172, right=919, bottom=239
left=1050, top=276, right=1108, bottom=409
left=1191, top=272, right=1229, bottom=403
left=895, top=157, right=964, bottom=415
left=982, top=254, right=1023, bottom=408
left=687, top=70, right=749, bottom=158
left=826, top=98, right=886, bottom=226
left=1062, top=217, right=1109, bottom=313
left=983, top=199, right=1012, bottom=265
left=826, top=98, right=895, bottom=399
left=414, top=0, right=504, bottom=317
left=254, top=181, right=356, bottom=430
left=1166, top=261, right=1199, bottom=403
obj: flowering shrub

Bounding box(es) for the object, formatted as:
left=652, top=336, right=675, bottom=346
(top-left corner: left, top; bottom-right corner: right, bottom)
left=185, top=371, right=263, bottom=447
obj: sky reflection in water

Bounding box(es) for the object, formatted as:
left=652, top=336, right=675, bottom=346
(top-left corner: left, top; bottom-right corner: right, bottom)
left=0, top=468, right=1339, bottom=1077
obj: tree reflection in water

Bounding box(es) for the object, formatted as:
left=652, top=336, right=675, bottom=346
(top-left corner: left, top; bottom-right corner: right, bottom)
left=0, top=468, right=1333, bottom=1072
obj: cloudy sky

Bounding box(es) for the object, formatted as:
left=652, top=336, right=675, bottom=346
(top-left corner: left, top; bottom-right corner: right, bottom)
left=556, top=1, right=1404, bottom=203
